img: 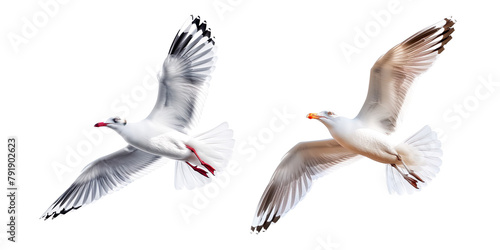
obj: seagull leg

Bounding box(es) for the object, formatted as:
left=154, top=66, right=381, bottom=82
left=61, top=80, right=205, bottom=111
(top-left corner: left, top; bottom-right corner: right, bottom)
left=185, top=161, right=209, bottom=178
left=399, top=158, right=425, bottom=183
left=391, top=164, right=419, bottom=189
left=186, top=145, right=216, bottom=175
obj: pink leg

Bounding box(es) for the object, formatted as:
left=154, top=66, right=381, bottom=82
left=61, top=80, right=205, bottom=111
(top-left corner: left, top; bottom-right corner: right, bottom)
left=186, top=145, right=216, bottom=175
left=185, top=161, right=209, bottom=178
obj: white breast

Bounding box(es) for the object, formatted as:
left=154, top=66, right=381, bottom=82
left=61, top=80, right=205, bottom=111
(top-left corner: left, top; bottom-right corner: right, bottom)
left=327, top=118, right=398, bottom=164
left=119, top=121, right=191, bottom=160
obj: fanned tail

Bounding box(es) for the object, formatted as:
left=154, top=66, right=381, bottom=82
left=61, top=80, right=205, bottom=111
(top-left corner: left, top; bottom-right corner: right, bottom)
left=174, top=123, right=234, bottom=189
left=387, top=125, right=443, bottom=194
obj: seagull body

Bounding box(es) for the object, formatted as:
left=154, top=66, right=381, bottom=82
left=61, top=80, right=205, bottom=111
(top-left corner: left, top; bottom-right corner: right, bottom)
left=324, top=117, right=398, bottom=164
left=42, top=16, right=234, bottom=220
left=251, top=17, right=455, bottom=233
left=116, top=121, right=192, bottom=160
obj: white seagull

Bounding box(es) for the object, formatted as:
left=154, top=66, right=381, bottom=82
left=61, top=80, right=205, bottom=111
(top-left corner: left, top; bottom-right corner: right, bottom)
left=251, top=17, right=455, bottom=233
left=42, top=16, right=234, bottom=220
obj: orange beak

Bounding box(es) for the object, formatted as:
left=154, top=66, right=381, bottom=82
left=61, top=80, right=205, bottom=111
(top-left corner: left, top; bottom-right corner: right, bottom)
left=307, top=113, right=321, bottom=119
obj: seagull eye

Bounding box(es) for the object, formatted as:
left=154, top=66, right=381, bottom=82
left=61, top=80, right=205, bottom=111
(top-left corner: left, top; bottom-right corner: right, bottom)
left=113, top=117, right=120, bottom=123
left=327, top=111, right=334, bottom=116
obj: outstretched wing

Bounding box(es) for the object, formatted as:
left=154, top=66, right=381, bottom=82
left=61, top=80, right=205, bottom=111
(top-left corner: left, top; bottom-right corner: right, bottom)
left=41, top=146, right=167, bottom=219
left=356, top=17, right=455, bottom=134
left=250, top=139, right=358, bottom=233
left=147, top=15, right=217, bottom=132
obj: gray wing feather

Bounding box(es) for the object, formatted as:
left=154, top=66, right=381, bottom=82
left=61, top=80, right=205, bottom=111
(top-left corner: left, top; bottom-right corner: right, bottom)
left=147, top=16, right=216, bottom=131
left=41, top=146, right=166, bottom=220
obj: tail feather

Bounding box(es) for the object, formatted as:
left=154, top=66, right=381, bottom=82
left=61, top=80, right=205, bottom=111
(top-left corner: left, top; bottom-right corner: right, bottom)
left=175, top=161, right=211, bottom=189
left=387, top=126, right=443, bottom=194
left=174, top=123, right=234, bottom=189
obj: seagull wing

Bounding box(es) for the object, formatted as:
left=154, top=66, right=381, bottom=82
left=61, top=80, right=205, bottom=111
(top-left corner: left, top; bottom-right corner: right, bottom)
left=41, top=146, right=166, bottom=219
left=147, top=15, right=216, bottom=132
left=250, top=139, right=358, bottom=233
left=356, top=17, right=455, bottom=134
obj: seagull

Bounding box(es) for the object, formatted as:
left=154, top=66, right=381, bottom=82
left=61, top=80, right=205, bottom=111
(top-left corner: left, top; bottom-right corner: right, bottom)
left=251, top=17, right=455, bottom=233
left=41, top=16, right=234, bottom=220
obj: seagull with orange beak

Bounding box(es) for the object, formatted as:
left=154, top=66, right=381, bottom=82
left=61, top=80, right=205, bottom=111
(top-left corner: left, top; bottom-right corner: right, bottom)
left=251, top=17, right=455, bottom=233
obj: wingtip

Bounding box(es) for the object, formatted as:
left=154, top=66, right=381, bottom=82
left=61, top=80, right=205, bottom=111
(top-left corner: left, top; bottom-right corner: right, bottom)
left=192, top=15, right=201, bottom=26
left=250, top=225, right=264, bottom=234
left=250, top=214, right=281, bottom=234
left=40, top=205, right=82, bottom=221
left=445, top=16, right=457, bottom=24
left=430, top=17, right=456, bottom=31
left=40, top=212, right=55, bottom=220
left=169, top=15, right=216, bottom=56
left=188, top=15, right=211, bottom=35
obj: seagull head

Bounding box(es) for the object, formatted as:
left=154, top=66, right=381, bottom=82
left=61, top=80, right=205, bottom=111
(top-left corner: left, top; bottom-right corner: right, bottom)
left=307, top=111, right=338, bottom=126
left=94, top=116, right=127, bottom=129
left=307, top=111, right=337, bottom=120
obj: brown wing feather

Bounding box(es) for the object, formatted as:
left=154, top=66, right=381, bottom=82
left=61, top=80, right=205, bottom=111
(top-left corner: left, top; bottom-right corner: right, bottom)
left=250, top=139, right=358, bottom=233
left=356, top=17, right=455, bottom=133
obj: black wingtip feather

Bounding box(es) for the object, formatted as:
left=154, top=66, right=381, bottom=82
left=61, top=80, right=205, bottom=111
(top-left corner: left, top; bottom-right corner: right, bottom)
left=168, top=15, right=216, bottom=57
left=203, top=28, right=212, bottom=39
left=251, top=214, right=281, bottom=233
left=199, top=20, right=207, bottom=32
left=192, top=15, right=201, bottom=26
left=41, top=205, right=82, bottom=220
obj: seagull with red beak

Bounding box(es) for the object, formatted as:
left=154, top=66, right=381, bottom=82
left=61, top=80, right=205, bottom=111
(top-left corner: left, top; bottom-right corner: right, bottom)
left=41, top=16, right=234, bottom=220
left=251, top=17, right=455, bottom=233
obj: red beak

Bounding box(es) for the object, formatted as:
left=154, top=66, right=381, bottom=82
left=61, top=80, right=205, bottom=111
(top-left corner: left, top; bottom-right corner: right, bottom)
left=94, top=122, right=108, bottom=127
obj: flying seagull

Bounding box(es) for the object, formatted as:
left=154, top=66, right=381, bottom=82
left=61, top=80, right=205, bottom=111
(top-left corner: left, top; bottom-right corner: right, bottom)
left=42, top=16, right=234, bottom=220
left=251, top=17, right=454, bottom=233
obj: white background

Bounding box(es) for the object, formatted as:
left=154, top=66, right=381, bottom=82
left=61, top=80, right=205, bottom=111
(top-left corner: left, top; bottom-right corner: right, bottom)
left=1, top=0, right=499, bottom=249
